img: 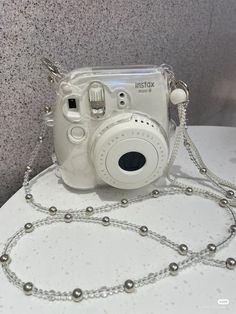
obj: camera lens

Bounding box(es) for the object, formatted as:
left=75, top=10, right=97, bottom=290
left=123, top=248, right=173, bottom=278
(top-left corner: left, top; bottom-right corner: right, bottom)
left=118, top=151, right=146, bottom=172
left=92, top=113, right=169, bottom=189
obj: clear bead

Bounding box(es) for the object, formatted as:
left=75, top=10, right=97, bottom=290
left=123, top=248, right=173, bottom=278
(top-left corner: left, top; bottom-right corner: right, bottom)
left=88, top=290, right=95, bottom=298
left=98, top=286, right=108, bottom=298
left=48, top=290, right=56, bottom=301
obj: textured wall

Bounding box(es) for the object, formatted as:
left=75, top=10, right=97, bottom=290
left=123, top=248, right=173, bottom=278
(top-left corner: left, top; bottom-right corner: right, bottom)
left=1, top=0, right=236, bottom=206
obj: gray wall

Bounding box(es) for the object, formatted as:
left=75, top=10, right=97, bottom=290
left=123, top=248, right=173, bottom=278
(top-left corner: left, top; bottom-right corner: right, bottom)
left=1, top=0, right=236, bottom=206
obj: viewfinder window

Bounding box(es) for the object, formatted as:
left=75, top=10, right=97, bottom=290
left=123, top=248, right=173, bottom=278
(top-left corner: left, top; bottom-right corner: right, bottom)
left=68, top=98, right=77, bottom=109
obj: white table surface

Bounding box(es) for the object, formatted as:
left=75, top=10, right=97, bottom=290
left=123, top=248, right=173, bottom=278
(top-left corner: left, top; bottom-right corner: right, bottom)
left=0, top=126, right=236, bottom=314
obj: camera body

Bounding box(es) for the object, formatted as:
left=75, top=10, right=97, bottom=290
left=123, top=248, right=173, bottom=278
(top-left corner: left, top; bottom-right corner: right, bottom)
left=54, top=65, right=173, bottom=189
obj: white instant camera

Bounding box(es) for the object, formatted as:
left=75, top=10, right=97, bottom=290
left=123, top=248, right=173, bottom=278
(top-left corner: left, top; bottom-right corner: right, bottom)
left=50, top=64, right=184, bottom=190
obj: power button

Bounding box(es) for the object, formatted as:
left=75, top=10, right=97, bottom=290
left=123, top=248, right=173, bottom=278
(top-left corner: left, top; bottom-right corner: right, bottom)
left=68, top=126, right=86, bottom=143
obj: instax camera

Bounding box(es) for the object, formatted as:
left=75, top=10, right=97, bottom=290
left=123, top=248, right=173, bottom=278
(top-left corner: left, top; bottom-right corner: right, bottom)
left=53, top=65, right=176, bottom=190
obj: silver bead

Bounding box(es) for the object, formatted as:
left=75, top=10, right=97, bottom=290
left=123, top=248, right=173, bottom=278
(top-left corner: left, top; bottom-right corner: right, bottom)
left=124, top=279, right=135, bottom=293
left=44, top=105, right=51, bottom=113
left=199, top=167, right=207, bottom=175
left=178, top=244, right=188, bottom=256
left=169, top=262, right=179, bottom=275
left=24, top=223, right=34, bottom=233
left=219, top=198, right=228, bottom=208
left=25, top=194, right=33, bottom=202
left=152, top=189, right=160, bottom=198
left=72, top=288, right=83, bottom=302
left=207, top=243, right=217, bottom=254
left=226, top=190, right=235, bottom=199
left=139, top=225, right=148, bottom=236
left=26, top=165, right=32, bottom=172
left=23, top=282, right=34, bottom=295
left=185, top=187, right=193, bottom=195
left=226, top=257, right=236, bottom=270
left=49, top=206, right=57, bottom=216
left=102, top=216, right=110, bottom=226
left=85, top=206, right=94, bottom=216
left=230, top=224, right=236, bottom=233
left=38, top=136, right=43, bottom=143
left=121, top=199, right=129, bottom=207
left=0, top=254, right=11, bottom=265
left=64, top=213, right=73, bottom=223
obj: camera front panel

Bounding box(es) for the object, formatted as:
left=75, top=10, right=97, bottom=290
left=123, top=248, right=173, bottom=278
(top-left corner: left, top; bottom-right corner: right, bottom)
left=54, top=65, right=171, bottom=189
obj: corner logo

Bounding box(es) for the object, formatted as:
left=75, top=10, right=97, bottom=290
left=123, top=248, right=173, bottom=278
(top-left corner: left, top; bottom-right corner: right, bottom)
left=135, top=82, right=155, bottom=88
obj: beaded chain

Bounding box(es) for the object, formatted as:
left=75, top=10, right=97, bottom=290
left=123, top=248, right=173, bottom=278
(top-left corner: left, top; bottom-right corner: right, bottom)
left=0, top=64, right=235, bottom=302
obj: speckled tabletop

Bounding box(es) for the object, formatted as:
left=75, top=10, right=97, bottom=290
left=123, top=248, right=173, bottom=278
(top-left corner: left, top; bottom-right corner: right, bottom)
left=0, top=126, right=235, bottom=314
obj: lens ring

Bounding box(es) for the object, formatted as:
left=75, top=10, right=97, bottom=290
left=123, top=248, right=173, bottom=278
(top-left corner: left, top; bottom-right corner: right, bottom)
left=91, top=113, right=169, bottom=189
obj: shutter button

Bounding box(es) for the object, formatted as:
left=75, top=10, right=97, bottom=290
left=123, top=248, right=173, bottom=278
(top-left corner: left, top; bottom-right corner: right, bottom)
left=68, top=126, right=86, bottom=143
